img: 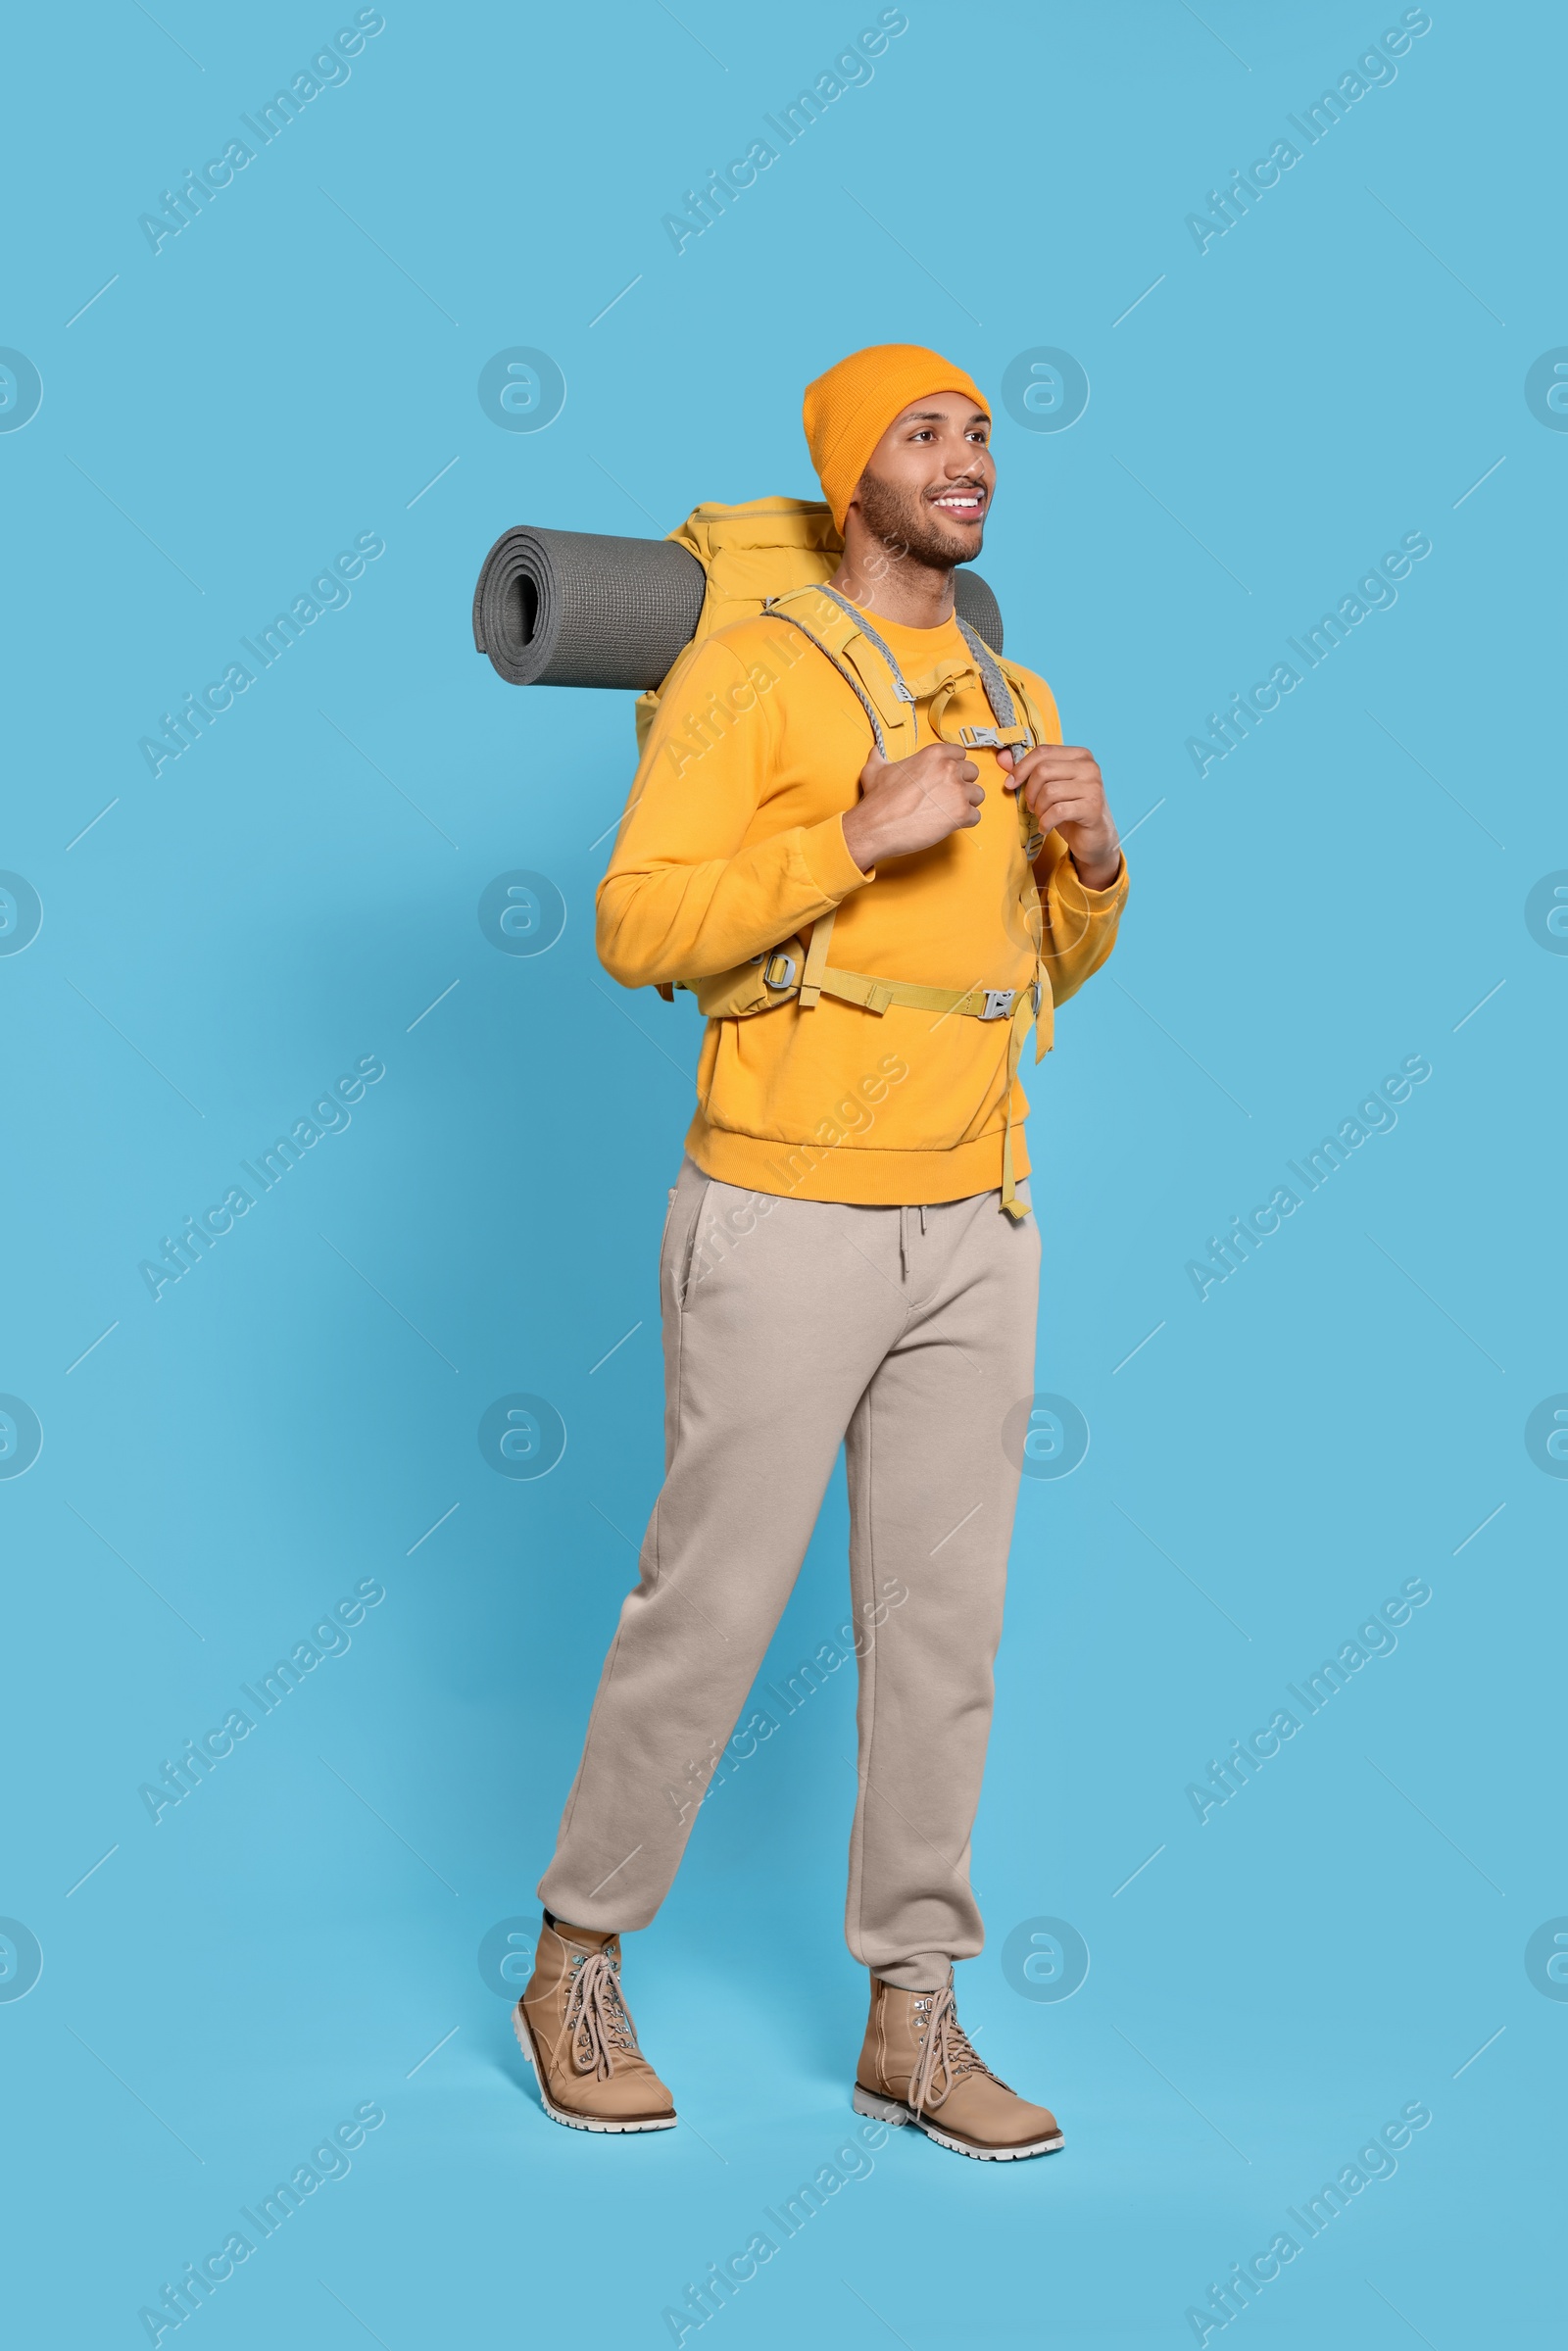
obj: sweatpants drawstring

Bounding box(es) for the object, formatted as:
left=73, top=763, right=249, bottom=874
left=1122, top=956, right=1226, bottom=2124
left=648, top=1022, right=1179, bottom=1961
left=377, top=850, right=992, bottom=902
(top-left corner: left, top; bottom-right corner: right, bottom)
left=899, top=1204, right=908, bottom=1282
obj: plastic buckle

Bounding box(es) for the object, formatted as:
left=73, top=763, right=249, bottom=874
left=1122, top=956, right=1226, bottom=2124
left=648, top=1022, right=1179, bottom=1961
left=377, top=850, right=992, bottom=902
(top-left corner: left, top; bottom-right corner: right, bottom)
left=980, top=989, right=1016, bottom=1021
left=763, top=952, right=799, bottom=990
left=1031, top=979, right=1042, bottom=1014
left=959, top=725, right=1000, bottom=748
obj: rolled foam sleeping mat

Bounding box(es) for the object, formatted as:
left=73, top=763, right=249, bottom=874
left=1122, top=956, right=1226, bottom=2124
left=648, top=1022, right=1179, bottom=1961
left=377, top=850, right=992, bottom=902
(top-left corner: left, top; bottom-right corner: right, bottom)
left=472, top=524, right=1004, bottom=691
left=472, top=526, right=707, bottom=692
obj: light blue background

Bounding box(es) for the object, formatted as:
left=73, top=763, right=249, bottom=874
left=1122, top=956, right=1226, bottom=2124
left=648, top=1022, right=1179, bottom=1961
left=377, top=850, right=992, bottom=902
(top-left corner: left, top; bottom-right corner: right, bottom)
left=2, top=3, right=1561, bottom=2344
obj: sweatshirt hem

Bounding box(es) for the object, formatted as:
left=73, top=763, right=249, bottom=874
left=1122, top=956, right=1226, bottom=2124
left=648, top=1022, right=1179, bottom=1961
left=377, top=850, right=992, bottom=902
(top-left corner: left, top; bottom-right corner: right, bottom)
left=685, top=1116, right=1031, bottom=1206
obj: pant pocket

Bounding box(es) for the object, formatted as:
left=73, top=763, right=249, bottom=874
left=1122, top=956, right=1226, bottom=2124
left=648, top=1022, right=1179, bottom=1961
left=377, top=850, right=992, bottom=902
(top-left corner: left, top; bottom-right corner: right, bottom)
left=659, top=1177, right=680, bottom=1256
left=666, top=1168, right=713, bottom=1314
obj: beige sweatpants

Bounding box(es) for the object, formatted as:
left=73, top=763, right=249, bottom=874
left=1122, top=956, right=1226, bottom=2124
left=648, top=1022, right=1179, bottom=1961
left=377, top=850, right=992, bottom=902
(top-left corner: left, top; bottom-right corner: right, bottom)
left=540, top=1155, right=1040, bottom=1991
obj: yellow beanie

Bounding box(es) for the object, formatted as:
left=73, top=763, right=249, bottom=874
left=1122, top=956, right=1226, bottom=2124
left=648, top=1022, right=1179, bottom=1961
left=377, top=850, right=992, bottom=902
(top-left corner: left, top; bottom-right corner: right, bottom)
left=803, top=344, right=988, bottom=531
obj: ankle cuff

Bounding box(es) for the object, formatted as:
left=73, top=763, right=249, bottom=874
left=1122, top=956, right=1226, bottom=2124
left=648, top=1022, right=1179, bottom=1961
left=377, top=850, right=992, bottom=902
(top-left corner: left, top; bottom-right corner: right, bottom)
left=871, top=1965, right=951, bottom=1994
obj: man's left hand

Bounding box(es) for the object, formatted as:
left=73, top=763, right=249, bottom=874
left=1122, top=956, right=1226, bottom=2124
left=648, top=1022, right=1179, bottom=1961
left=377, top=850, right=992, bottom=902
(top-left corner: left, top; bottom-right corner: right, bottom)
left=999, top=745, right=1121, bottom=891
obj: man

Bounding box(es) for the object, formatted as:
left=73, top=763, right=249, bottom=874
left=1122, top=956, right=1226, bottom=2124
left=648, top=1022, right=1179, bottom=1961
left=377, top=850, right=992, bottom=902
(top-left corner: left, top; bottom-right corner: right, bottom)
left=518, top=344, right=1126, bottom=2158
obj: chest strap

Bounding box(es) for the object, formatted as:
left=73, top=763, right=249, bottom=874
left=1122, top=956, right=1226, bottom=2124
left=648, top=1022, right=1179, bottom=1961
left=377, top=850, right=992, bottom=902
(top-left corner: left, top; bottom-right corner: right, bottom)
left=765, top=586, right=1046, bottom=864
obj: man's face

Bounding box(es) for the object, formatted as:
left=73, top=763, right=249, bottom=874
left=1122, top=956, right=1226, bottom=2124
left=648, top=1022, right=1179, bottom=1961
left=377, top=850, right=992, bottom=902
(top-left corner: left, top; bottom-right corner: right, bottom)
left=848, top=391, right=996, bottom=570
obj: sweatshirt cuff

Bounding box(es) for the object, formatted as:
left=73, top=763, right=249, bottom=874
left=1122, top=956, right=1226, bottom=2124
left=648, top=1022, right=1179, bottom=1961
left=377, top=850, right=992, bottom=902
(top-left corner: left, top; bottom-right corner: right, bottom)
left=800, top=812, right=875, bottom=900
left=1054, top=851, right=1128, bottom=915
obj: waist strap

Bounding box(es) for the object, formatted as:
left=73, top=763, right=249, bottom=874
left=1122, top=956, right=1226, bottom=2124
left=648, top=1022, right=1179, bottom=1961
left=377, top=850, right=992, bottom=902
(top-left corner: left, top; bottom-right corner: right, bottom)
left=797, top=911, right=1044, bottom=1221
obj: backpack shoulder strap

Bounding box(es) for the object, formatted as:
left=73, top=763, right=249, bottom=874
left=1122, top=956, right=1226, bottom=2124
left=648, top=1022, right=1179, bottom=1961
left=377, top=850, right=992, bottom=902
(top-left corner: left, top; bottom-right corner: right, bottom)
left=954, top=620, right=1058, bottom=749
left=763, top=584, right=919, bottom=758
left=990, top=641, right=1058, bottom=750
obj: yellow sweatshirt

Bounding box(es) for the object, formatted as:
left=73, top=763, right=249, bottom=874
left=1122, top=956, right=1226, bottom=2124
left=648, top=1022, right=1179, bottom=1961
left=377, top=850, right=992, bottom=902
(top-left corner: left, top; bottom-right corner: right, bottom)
left=597, top=606, right=1128, bottom=1205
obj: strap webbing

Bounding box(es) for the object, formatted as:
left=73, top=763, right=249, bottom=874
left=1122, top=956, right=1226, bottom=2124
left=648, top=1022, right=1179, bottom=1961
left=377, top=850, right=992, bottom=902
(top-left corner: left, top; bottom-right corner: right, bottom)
left=797, top=906, right=836, bottom=1008
left=954, top=617, right=1017, bottom=730
left=998, top=985, right=1037, bottom=1220
left=813, top=967, right=1012, bottom=1021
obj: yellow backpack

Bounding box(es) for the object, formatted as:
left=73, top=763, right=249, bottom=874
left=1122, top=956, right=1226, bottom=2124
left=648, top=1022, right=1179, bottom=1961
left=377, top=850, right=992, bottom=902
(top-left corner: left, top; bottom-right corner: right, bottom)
left=638, top=499, right=1054, bottom=1220
left=634, top=499, right=840, bottom=754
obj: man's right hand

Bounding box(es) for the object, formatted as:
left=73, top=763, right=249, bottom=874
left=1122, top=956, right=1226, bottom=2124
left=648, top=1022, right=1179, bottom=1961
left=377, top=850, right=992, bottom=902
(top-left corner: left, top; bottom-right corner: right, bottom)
left=840, top=742, right=983, bottom=872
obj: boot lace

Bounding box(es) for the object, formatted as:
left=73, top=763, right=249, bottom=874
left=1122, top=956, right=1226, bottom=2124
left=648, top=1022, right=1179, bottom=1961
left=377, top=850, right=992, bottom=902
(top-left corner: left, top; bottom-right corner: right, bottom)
left=907, top=1977, right=1004, bottom=2114
left=564, top=1949, right=642, bottom=2082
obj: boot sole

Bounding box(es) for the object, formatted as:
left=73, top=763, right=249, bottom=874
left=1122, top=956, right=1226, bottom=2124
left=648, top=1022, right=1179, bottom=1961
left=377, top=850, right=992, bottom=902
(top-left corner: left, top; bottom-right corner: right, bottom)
left=852, top=2083, right=1063, bottom=2161
left=513, top=2000, right=678, bottom=2134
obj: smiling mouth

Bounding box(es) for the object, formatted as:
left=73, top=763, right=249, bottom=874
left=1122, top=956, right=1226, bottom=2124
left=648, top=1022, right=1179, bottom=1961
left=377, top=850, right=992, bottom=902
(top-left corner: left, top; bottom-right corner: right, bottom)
left=931, top=487, right=987, bottom=519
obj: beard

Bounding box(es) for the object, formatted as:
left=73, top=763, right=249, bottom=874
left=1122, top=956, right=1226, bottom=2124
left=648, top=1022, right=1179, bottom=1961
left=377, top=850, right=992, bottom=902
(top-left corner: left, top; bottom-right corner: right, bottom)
left=852, top=466, right=986, bottom=574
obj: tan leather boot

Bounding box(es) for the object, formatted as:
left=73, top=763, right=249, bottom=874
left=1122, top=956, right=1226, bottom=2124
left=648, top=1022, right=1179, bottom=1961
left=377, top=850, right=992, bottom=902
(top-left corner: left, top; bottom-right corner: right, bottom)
left=853, top=1970, right=1063, bottom=2160
left=514, top=1915, right=676, bottom=2133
